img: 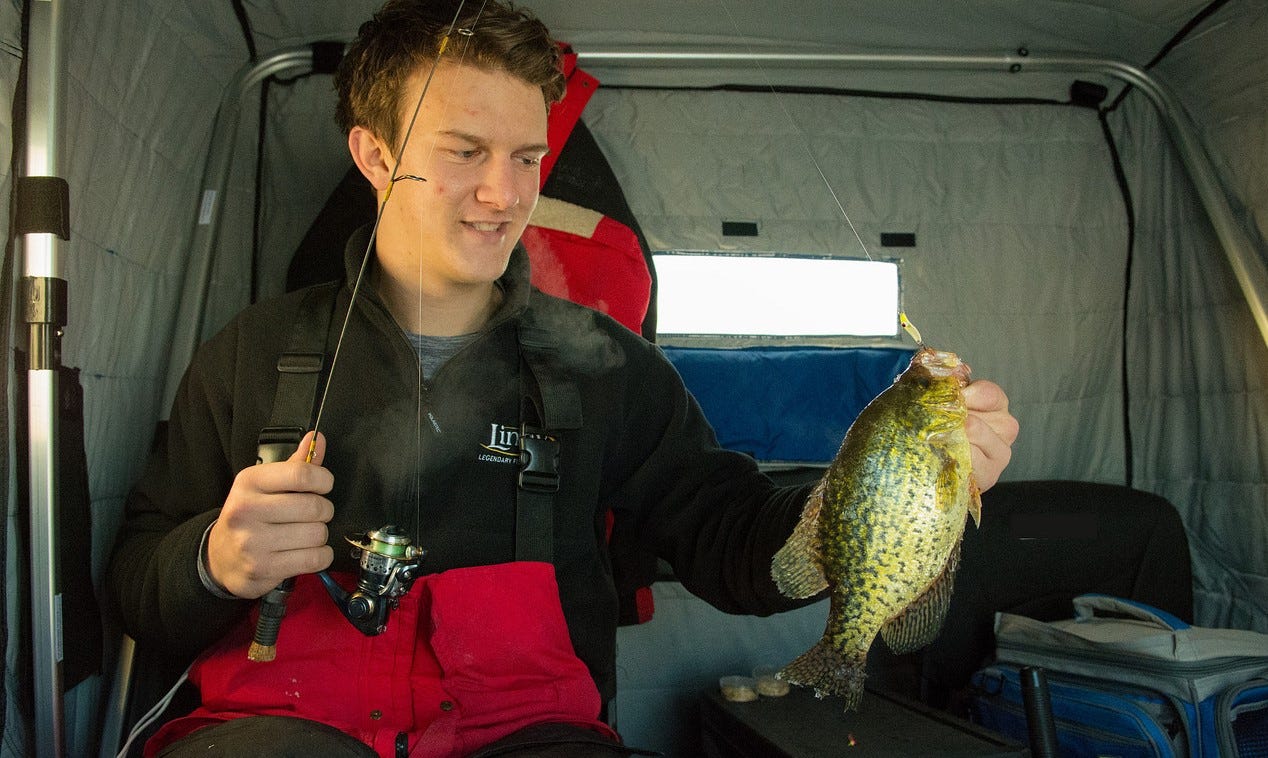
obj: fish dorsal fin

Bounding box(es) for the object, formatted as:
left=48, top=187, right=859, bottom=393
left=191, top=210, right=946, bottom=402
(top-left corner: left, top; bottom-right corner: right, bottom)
left=879, top=539, right=961, bottom=654
left=770, top=481, right=830, bottom=599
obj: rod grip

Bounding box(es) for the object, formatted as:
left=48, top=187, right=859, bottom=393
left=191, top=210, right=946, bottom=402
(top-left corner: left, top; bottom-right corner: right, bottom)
left=1020, top=666, right=1060, bottom=758
left=246, top=577, right=295, bottom=662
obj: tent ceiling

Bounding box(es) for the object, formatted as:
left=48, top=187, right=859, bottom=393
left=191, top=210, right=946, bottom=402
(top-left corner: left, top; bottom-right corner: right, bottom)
left=237, top=1, right=1214, bottom=65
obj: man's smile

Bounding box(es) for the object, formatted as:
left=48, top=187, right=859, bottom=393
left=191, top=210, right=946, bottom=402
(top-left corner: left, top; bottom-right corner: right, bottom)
left=465, top=220, right=508, bottom=232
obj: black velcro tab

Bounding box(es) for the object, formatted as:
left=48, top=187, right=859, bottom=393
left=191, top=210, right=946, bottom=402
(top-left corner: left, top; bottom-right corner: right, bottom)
left=1009, top=512, right=1099, bottom=540
left=722, top=220, right=759, bottom=237
left=1070, top=79, right=1109, bottom=109
left=311, top=41, right=344, bottom=75
left=15, top=176, right=71, bottom=239
left=881, top=232, right=916, bottom=247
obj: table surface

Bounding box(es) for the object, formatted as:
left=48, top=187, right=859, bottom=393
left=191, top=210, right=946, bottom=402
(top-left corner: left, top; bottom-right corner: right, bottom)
left=700, top=685, right=1029, bottom=757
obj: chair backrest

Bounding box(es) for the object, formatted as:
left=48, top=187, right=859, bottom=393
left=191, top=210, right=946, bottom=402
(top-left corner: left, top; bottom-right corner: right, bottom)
left=921, top=479, right=1194, bottom=711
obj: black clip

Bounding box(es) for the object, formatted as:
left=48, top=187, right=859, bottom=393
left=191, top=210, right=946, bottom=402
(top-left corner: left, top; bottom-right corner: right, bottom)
left=518, top=427, right=560, bottom=493
left=256, top=426, right=306, bottom=464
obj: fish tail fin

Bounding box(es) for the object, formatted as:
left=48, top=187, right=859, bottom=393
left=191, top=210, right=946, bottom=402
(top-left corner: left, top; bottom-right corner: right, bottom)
left=779, top=638, right=867, bottom=711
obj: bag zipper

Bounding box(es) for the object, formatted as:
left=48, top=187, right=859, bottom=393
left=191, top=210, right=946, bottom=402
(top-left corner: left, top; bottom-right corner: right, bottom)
left=996, top=638, right=1268, bottom=701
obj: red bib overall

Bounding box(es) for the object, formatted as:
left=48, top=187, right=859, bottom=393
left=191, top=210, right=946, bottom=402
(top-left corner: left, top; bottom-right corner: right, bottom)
left=145, top=562, right=614, bottom=758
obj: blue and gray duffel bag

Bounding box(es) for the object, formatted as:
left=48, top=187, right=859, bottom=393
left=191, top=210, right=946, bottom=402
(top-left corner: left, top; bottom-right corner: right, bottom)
left=968, top=594, right=1268, bottom=757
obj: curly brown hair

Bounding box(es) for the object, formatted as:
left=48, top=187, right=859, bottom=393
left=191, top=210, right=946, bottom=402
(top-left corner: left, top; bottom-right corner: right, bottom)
left=335, top=0, right=565, bottom=149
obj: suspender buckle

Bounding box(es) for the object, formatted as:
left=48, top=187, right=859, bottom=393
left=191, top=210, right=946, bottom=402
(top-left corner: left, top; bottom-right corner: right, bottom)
left=256, top=426, right=306, bottom=464
left=518, top=426, right=560, bottom=493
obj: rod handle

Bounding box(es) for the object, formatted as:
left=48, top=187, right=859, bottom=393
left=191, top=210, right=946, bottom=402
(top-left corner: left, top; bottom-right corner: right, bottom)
left=1020, top=666, right=1060, bottom=758
left=246, top=577, right=295, bottom=662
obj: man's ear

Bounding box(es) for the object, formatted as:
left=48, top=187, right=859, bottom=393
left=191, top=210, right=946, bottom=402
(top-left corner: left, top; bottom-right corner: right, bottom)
left=348, top=126, right=394, bottom=192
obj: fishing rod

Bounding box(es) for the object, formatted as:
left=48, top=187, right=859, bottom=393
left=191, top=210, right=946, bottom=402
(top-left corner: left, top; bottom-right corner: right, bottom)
left=247, top=0, right=489, bottom=661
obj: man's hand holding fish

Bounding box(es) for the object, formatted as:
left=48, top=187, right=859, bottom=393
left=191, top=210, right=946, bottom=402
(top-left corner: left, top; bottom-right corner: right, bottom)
left=963, top=378, right=1019, bottom=492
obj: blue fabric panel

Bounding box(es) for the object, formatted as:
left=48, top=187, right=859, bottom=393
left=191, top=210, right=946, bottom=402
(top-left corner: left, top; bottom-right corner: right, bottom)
left=662, top=346, right=915, bottom=463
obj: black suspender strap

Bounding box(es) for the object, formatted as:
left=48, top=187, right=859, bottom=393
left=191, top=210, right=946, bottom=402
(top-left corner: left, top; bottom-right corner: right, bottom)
left=253, top=294, right=578, bottom=562
left=256, top=285, right=338, bottom=464
left=516, top=420, right=559, bottom=563
left=514, top=321, right=583, bottom=563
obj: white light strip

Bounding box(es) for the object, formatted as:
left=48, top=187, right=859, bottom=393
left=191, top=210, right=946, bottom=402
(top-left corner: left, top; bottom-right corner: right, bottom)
left=654, top=254, right=898, bottom=336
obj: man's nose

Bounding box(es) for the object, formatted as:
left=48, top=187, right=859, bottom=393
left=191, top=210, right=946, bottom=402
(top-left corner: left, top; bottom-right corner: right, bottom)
left=475, top=159, right=521, bottom=210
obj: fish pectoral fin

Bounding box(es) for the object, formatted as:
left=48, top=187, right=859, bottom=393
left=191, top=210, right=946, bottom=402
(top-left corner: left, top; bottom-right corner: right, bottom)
left=968, top=474, right=982, bottom=527
left=933, top=444, right=977, bottom=520
left=934, top=448, right=961, bottom=512
left=879, top=540, right=961, bottom=655
left=771, top=480, right=830, bottom=599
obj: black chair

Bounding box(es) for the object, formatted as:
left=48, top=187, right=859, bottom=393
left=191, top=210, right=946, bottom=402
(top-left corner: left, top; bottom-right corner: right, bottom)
left=919, top=479, right=1193, bottom=714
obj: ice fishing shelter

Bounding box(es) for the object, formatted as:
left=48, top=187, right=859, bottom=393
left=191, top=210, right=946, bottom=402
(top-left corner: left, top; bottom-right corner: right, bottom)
left=4, top=0, right=1268, bottom=756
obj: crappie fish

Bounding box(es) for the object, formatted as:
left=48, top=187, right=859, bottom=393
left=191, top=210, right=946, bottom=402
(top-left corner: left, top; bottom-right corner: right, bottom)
left=771, top=346, right=981, bottom=710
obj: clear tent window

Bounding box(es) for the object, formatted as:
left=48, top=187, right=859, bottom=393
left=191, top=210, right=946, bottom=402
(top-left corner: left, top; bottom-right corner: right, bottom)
left=652, top=252, right=901, bottom=341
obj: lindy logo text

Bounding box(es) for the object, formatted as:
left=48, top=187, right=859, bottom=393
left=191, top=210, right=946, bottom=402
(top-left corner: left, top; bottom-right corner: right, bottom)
left=478, top=423, right=520, bottom=464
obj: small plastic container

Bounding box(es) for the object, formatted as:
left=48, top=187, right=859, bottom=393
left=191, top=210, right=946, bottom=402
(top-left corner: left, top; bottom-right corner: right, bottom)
left=752, top=665, right=791, bottom=697
left=719, top=675, right=759, bottom=702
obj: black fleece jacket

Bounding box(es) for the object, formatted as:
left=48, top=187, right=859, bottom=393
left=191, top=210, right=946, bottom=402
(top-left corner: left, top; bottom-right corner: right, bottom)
left=107, top=227, right=815, bottom=703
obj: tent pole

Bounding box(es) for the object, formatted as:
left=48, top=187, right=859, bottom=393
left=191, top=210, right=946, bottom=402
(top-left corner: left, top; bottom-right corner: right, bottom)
left=168, top=44, right=1268, bottom=379
left=159, top=43, right=1268, bottom=408
left=21, top=0, right=68, bottom=756
left=160, top=48, right=322, bottom=413
left=577, top=48, right=1268, bottom=350
left=1087, top=60, right=1268, bottom=352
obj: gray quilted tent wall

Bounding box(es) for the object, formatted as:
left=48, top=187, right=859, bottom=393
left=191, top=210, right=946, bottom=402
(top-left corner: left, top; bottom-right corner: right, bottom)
left=3, top=1, right=1267, bottom=756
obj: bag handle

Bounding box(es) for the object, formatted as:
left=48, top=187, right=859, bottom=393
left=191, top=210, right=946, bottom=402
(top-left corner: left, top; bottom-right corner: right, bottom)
left=1073, top=593, right=1191, bottom=631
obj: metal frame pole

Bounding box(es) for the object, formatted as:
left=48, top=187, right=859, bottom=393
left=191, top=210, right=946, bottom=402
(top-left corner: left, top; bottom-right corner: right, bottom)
left=160, top=47, right=330, bottom=412
left=575, top=48, right=1268, bottom=350
left=21, top=0, right=67, bottom=756
left=172, top=46, right=1266, bottom=361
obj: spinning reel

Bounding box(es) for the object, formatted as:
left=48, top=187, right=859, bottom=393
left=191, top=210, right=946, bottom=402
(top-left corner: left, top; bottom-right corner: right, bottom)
left=317, top=525, right=426, bottom=636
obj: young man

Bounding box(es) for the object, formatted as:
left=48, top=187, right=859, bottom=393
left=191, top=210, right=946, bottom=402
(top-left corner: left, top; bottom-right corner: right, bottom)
left=108, top=1, right=1018, bottom=756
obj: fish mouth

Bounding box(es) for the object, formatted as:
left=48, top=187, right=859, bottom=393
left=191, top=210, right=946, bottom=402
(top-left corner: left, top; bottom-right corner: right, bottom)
left=913, top=347, right=971, bottom=384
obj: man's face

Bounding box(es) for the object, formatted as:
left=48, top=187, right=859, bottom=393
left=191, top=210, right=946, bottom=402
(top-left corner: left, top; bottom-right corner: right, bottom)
left=375, top=62, right=548, bottom=297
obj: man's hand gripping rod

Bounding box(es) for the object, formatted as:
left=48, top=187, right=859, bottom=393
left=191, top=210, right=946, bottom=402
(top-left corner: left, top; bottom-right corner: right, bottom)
left=245, top=442, right=428, bottom=660
left=244, top=436, right=320, bottom=663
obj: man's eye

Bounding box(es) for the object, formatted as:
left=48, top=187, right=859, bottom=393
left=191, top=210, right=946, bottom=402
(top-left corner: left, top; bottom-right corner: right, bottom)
left=449, top=148, right=480, bottom=160
left=518, top=155, right=543, bottom=167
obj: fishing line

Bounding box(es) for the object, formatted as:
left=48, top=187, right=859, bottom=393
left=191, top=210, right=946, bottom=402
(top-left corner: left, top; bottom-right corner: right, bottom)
left=246, top=0, right=493, bottom=665
left=714, top=0, right=926, bottom=343
left=309, top=3, right=467, bottom=445
left=304, top=1, right=488, bottom=547
left=406, top=1, right=491, bottom=541
left=713, top=0, right=872, bottom=263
